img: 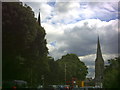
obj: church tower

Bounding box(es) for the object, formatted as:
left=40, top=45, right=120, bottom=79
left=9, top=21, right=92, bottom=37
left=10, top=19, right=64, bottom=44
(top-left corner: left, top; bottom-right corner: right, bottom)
left=95, top=36, right=104, bottom=87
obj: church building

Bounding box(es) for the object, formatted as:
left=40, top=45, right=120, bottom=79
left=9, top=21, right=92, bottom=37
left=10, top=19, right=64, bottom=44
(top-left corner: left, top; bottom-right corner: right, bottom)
left=95, top=36, right=104, bottom=87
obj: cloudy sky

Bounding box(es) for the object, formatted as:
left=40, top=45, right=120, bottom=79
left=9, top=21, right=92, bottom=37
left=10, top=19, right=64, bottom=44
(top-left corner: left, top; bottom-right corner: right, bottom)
left=19, top=0, right=120, bottom=78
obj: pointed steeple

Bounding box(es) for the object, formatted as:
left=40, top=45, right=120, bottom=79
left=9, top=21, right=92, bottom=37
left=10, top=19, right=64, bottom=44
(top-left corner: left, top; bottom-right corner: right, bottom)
left=96, top=36, right=103, bottom=59
left=38, top=9, right=41, bottom=26
left=95, top=36, right=104, bottom=87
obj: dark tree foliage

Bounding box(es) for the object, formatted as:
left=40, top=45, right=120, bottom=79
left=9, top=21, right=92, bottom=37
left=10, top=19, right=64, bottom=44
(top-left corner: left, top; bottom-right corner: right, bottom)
left=57, top=54, right=88, bottom=84
left=44, top=54, right=88, bottom=85
left=45, top=56, right=60, bottom=85
left=2, top=2, right=48, bottom=86
left=103, top=56, right=120, bottom=88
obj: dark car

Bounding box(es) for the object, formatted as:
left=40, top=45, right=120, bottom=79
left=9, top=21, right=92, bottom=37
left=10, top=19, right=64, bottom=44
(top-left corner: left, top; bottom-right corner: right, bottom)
left=2, top=80, right=28, bottom=89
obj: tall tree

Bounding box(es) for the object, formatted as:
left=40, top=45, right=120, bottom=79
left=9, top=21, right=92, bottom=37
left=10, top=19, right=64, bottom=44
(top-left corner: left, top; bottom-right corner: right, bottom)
left=2, top=2, right=48, bottom=87
left=57, top=54, right=88, bottom=84
left=103, top=57, right=120, bottom=88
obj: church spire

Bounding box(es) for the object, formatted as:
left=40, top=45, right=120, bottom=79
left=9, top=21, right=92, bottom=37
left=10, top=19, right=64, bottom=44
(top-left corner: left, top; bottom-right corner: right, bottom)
left=96, top=36, right=103, bottom=60
left=38, top=9, right=41, bottom=26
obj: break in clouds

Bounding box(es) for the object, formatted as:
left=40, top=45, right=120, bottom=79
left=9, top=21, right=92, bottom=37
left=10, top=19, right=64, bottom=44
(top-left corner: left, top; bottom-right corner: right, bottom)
left=20, top=0, right=119, bottom=78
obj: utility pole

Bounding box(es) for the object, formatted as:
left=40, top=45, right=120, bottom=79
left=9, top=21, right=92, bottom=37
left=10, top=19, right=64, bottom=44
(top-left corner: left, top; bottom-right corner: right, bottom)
left=31, top=67, right=32, bottom=87
left=41, top=75, right=44, bottom=87
left=65, top=64, right=66, bottom=85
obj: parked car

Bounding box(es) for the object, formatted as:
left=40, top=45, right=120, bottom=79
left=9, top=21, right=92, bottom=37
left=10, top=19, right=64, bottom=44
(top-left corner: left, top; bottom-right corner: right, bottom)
left=2, top=80, right=28, bottom=89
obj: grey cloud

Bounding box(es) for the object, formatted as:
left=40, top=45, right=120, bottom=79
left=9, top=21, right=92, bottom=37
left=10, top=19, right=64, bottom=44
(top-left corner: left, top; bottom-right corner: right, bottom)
left=83, top=60, right=95, bottom=67
left=55, top=2, right=70, bottom=13
left=99, top=24, right=118, bottom=55
left=59, top=24, right=97, bottom=56
left=47, top=19, right=118, bottom=61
